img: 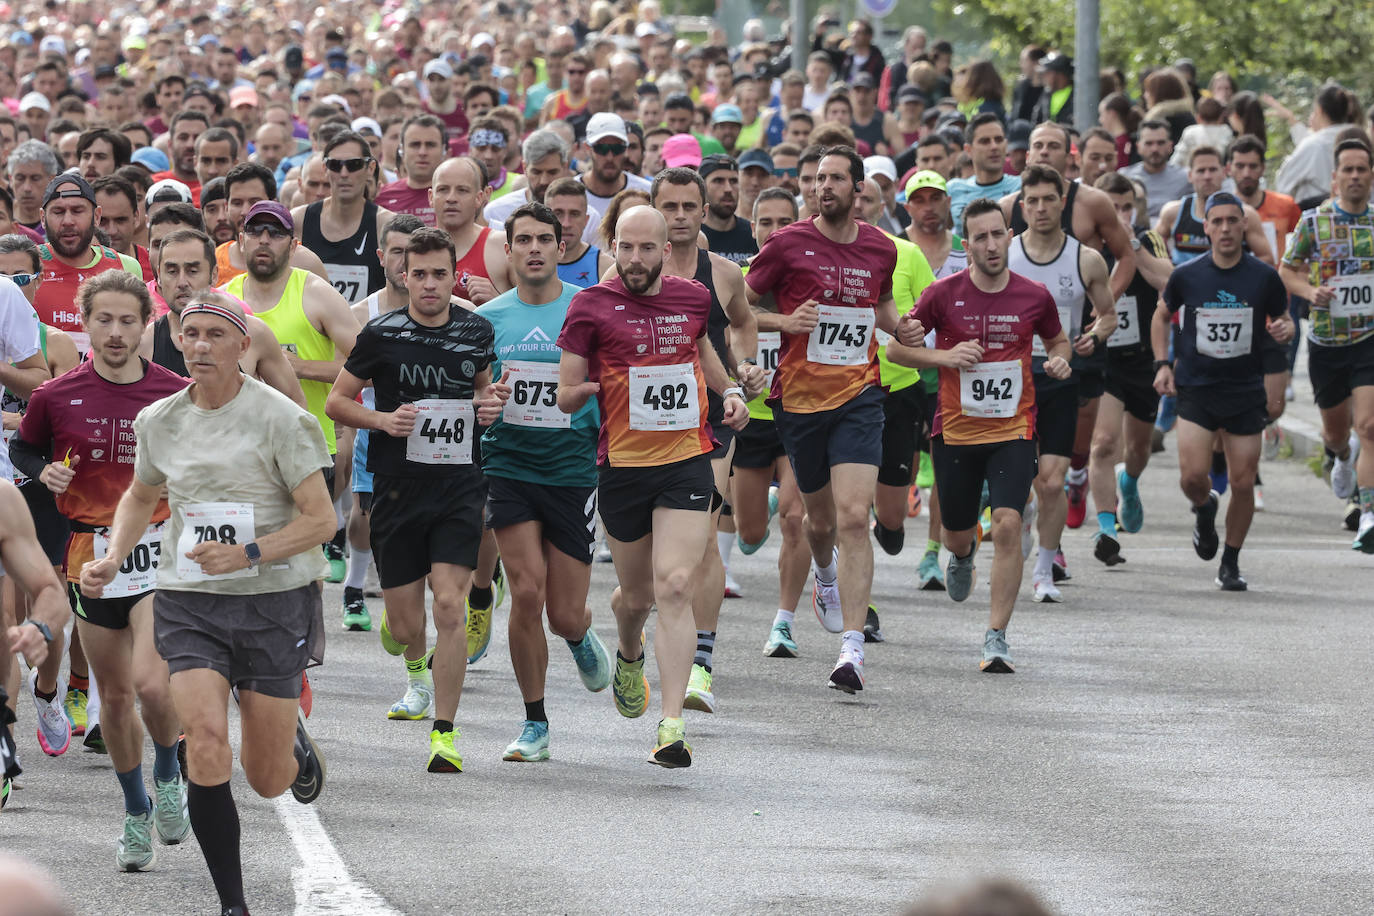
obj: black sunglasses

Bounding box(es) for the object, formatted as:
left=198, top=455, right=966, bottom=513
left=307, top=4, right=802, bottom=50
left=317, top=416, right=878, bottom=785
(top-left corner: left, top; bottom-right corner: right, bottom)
left=325, top=156, right=372, bottom=173
left=243, top=222, right=291, bottom=240
left=591, top=142, right=626, bottom=156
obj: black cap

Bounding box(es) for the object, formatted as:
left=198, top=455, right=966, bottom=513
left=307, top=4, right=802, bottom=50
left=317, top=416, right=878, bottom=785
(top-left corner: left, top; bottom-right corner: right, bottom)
left=897, top=85, right=927, bottom=106
left=851, top=72, right=876, bottom=89
left=285, top=45, right=304, bottom=67
left=42, top=173, right=96, bottom=209
left=1007, top=119, right=1032, bottom=151
left=699, top=153, right=739, bottom=178
left=94, top=64, right=117, bottom=79
left=1040, top=53, right=1073, bottom=76
left=200, top=176, right=227, bottom=206
left=936, top=109, right=967, bottom=129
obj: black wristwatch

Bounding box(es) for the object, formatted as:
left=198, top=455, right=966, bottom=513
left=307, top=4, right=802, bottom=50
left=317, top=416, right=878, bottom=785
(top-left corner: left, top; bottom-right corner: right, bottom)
left=24, top=620, right=53, bottom=643
left=244, top=542, right=262, bottom=569
left=739, top=358, right=758, bottom=367
left=1153, top=359, right=1173, bottom=373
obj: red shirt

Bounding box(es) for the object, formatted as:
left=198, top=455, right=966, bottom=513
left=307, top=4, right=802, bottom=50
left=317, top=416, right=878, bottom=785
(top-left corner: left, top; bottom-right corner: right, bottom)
left=423, top=99, right=470, bottom=155
left=375, top=180, right=434, bottom=226
left=557, top=275, right=716, bottom=467
left=911, top=270, right=1061, bottom=446
left=453, top=226, right=492, bottom=295
left=35, top=244, right=135, bottom=354
left=745, top=218, right=897, bottom=414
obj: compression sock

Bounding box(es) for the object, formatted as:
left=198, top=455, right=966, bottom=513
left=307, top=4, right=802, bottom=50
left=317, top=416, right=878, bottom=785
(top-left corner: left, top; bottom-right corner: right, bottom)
left=1221, top=543, right=1241, bottom=568
left=1097, top=511, right=1117, bottom=536
left=773, top=609, right=795, bottom=625
left=152, top=738, right=180, bottom=783
left=1034, top=546, right=1056, bottom=581
left=468, top=584, right=493, bottom=610
left=815, top=553, right=838, bottom=583
left=116, top=764, right=151, bottom=815
left=694, top=631, right=716, bottom=673
left=524, top=699, right=547, bottom=723
left=343, top=547, right=371, bottom=590
left=189, top=780, right=244, bottom=910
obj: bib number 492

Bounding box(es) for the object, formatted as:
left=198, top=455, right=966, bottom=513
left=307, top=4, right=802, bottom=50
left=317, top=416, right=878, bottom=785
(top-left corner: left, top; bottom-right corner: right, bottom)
left=642, top=382, right=690, bottom=412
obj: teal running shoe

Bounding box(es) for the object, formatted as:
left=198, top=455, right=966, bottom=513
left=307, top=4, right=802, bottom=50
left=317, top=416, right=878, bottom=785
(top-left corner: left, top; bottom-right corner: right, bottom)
left=152, top=777, right=190, bottom=845
left=569, top=629, right=612, bottom=692
left=502, top=720, right=550, bottom=762
left=117, top=810, right=157, bottom=871
left=762, top=620, right=798, bottom=658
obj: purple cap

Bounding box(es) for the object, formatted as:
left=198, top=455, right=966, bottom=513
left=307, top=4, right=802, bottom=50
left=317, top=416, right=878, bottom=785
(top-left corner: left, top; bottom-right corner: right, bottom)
left=244, top=200, right=293, bottom=231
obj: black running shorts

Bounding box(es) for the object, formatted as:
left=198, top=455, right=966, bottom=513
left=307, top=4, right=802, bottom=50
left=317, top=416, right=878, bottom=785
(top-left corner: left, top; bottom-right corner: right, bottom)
left=370, top=473, right=486, bottom=589
left=1176, top=385, right=1267, bottom=436
left=931, top=436, right=1038, bottom=532
left=774, top=385, right=885, bottom=494
left=1308, top=335, right=1374, bottom=409
left=1104, top=351, right=1160, bottom=424
left=70, top=582, right=149, bottom=630
left=878, top=383, right=926, bottom=487
left=731, top=417, right=786, bottom=469
left=485, top=475, right=597, bottom=564
left=1032, top=375, right=1079, bottom=458
left=598, top=455, right=714, bottom=543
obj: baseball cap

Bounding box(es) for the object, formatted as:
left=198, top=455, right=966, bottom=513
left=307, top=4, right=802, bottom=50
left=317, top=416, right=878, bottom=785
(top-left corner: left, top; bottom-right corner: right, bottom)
left=1204, top=191, right=1244, bottom=215
left=9, top=31, right=32, bottom=47
left=586, top=112, right=629, bottom=144
left=229, top=86, right=259, bottom=109
left=320, top=94, right=352, bottom=116
left=662, top=133, right=702, bottom=169
left=936, top=110, right=967, bottom=129
left=291, top=79, right=315, bottom=102
left=1039, top=53, right=1073, bottom=76
left=470, top=32, right=495, bottom=50
left=863, top=156, right=897, bottom=184
left=851, top=72, right=876, bottom=90
left=635, top=21, right=657, bottom=38
left=1006, top=119, right=1032, bottom=152
left=904, top=170, right=948, bottom=198
left=284, top=45, right=304, bottom=68
left=122, top=35, right=146, bottom=51
left=244, top=200, right=294, bottom=231
left=130, top=147, right=170, bottom=172
left=38, top=35, right=66, bottom=56
left=42, top=174, right=96, bottom=208
left=19, top=92, right=50, bottom=113
left=422, top=59, right=453, bottom=81
left=200, top=176, right=227, bottom=206
left=897, top=85, right=927, bottom=106
left=739, top=149, right=774, bottom=173
left=146, top=179, right=193, bottom=207
left=351, top=117, right=382, bottom=137
left=326, top=47, right=348, bottom=61
left=711, top=104, right=743, bottom=125
left=699, top=154, right=738, bottom=178
left=197, top=34, right=220, bottom=48
left=94, top=65, right=118, bottom=80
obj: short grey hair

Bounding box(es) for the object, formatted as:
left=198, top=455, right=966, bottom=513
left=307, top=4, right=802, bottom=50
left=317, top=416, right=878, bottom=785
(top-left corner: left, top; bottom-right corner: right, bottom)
left=522, top=129, right=570, bottom=168
left=7, top=140, right=59, bottom=178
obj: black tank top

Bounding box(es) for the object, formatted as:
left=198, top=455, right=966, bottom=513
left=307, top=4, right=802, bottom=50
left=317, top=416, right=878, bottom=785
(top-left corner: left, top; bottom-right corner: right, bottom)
left=1010, top=181, right=1078, bottom=237
left=300, top=201, right=385, bottom=301
left=1170, top=194, right=1210, bottom=265
left=150, top=315, right=189, bottom=377
left=695, top=248, right=729, bottom=424
left=852, top=109, right=886, bottom=151
left=1102, top=228, right=1166, bottom=358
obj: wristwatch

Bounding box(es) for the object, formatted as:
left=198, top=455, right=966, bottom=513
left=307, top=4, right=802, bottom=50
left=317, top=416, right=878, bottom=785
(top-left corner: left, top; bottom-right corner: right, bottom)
left=23, top=620, right=53, bottom=643
left=739, top=358, right=758, bottom=367
left=1153, top=359, right=1173, bottom=373
left=1130, top=236, right=1142, bottom=251
left=244, top=542, right=262, bottom=569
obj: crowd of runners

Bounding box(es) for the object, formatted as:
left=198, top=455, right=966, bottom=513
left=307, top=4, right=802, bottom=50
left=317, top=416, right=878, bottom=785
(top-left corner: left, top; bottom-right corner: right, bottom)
left=0, top=4, right=1369, bottom=914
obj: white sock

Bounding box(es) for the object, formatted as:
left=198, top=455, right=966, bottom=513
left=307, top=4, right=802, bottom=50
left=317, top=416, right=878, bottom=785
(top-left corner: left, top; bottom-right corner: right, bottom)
left=773, top=609, right=795, bottom=625
left=841, top=629, right=865, bottom=659
left=815, top=552, right=838, bottom=583
left=333, top=494, right=347, bottom=529
left=344, top=546, right=372, bottom=590
left=716, top=531, right=734, bottom=567
left=1066, top=466, right=1087, bottom=485
left=1034, top=545, right=1056, bottom=580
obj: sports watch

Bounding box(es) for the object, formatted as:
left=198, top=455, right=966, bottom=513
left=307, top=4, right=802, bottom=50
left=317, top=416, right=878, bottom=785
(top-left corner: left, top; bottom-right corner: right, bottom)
left=244, top=542, right=262, bottom=568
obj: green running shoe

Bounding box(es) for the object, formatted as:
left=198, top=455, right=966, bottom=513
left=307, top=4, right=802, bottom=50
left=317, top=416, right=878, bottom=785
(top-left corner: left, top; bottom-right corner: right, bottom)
left=649, top=717, right=692, bottom=768
left=153, top=777, right=190, bottom=845
left=1, top=777, right=10, bottom=810
left=502, top=720, right=550, bottom=762
left=568, top=629, right=612, bottom=692
left=117, top=810, right=157, bottom=871
left=612, top=652, right=650, bottom=718
left=82, top=723, right=105, bottom=754
left=916, top=450, right=934, bottom=489
left=427, top=728, right=463, bottom=773
left=917, top=550, right=945, bottom=591
left=762, top=620, right=798, bottom=658
left=683, top=664, right=715, bottom=713
left=342, top=587, right=372, bottom=632
left=323, top=542, right=346, bottom=584
left=465, top=596, right=493, bottom=665
left=378, top=610, right=406, bottom=656
left=64, top=688, right=88, bottom=736
left=387, top=680, right=434, bottom=720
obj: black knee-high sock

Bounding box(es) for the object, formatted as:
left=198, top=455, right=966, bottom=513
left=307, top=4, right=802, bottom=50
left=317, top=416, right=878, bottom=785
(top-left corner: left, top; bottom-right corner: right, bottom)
left=189, top=780, right=244, bottom=909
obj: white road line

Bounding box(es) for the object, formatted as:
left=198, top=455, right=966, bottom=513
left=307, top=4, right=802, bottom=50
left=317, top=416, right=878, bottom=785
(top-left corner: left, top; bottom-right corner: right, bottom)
left=273, top=795, right=403, bottom=916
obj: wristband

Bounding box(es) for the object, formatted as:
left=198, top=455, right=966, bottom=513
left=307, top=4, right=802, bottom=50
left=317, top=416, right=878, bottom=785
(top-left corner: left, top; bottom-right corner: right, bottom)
left=722, top=386, right=745, bottom=400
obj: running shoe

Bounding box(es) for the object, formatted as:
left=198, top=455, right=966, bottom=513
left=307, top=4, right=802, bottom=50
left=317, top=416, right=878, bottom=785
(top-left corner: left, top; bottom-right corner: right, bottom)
left=569, top=629, right=612, bottom=692
left=1117, top=467, right=1144, bottom=534
left=917, top=550, right=945, bottom=591
left=378, top=610, right=406, bottom=656
left=1332, top=436, right=1359, bottom=500
left=83, top=723, right=106, bottom=754
left=153, top=777, right=190, bottom=845
left=650, top=717, right=692, bottom=768
left=426, top=728, right=463, bottom=773
left=387, top=680, right=435, bottom=720
left=1216, top=562, right=1247, bottom=591
left=1020, top=496, right=1036, bottom=559
left=116, top=810, right=157, bottom=872
left=1, top=777, right=9, bottom=810
left=290, top=709, right=325, bottom=803
left=491, top=561, right=507, bottom=610
left=907, top=484, right=922, bottom=518
left=594, top=542, right=613, bottom=563
left=946, top=551, right=976, bottom=602
left=1254, top=487, right=1264, bottom=511
left=323, top=542, right=346, bottom=584
left=1262, top=423, right=1282, bottom=461
left=723, top=572, right=744, bottom=598
left=64, top=688, right=88, bottom=736
left=1032, top=576, right=1061, bottom=603
left=863, top=605, right=884, bottom=643
left=1345, top=503, right=1362, bottom=532
left=979, top=505, right=992, bottom=540
left=871, top=518, right=905, bottom=556
left=341, top=587, right=372, bottom=632
left=1065, top=474, right=1088, bottom=529
left=1192, top=491, right=1220, bottom=561
left=612, top=653, right=650, bottom=718
left=1092, top=531, right=1125, bottom=566
left=916, top=451, right=935, bottom=489
left=1354, top=513, right=1374, bottom=554
left=683, top=664, right=715, bottom=713
left=762, top=620, right=798, bottom=657
left=1209, top=467, right=1229, bottom=497
left=980, top=628, right=1014, bottom=673
left=827, top=646, right=865, bottom=694
left=768, top=485, right=780, bottom=518
left=1150, top=426, right=1165, bottom=454
left=502, top=720, right=550, bottom=762
left=812, top=547, right=842, bottom=633
left=1052, top=548, right=1070, bottom=582
left=465, top=596, right=493, bottom=665
left=30, top=670, right=70, bottom=757
left=737, top=526, right=770, bottom=555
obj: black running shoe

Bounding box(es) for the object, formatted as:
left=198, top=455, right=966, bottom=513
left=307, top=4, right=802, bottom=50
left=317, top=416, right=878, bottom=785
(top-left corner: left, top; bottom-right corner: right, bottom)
left=83, top=722, right=106, bottom=754
left=863, top=605, right=884, bottom=643
left=177, top=735, right=188, bottom=782
left=290, top=710, right=325, bottom=804
left=1216, top=563, right=1247, bottom=591
left=1192, top=491, right=1219, bottom=561
left=870, top=519, right=904, bottom=557
left=1093, top=532, right=1126, bottom=566
left=1344, top=503, right=1361, bottom=532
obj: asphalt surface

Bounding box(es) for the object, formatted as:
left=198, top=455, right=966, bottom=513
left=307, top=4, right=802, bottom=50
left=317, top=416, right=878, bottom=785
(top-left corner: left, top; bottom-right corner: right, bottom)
left=4, top=444, right=1372, bottom=916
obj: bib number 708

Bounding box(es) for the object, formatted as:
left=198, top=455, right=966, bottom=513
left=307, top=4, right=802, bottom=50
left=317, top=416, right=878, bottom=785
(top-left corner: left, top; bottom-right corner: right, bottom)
left=193, top=524, right=239, bottom=545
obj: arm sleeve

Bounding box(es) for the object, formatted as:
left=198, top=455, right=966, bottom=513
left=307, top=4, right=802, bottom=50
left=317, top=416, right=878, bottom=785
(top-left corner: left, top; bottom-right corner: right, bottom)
left=7, top=432, right=49, bottom=481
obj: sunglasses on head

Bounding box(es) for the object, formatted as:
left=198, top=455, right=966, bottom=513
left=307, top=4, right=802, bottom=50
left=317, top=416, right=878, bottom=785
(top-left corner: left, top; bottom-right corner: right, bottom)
left=4, top=271, right=38, bottom=287
left=243, top=222, right=291, bottom=240
left=325, top=156, right=372, bottom=173
left=592, top=142, right=626, bottom=156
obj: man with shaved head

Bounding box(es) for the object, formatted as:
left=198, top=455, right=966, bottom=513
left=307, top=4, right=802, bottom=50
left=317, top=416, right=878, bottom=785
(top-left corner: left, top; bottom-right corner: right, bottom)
left=430, top=155, right=510, bottom=305
left=556, top=205, right=750, bottom=768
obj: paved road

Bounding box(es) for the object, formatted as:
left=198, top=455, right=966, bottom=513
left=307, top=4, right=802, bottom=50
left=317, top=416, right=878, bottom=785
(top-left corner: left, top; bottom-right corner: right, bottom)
left=5, top=447, right=1372, bottom=916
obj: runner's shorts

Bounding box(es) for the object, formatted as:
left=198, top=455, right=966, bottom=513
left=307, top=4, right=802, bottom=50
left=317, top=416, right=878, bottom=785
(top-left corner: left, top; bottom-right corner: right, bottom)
left=931, top=436, right=1038, bottom=532
left=1076, top=368, right=1106, bottom=403
left=1176, top=385, right=1267, bottom=436
left=731, top=417, right=787, bottom=469
left=1032, top=375, right=1079, bottom=458
left=352, top=429, right=374, bottom=495
left=1104, top=350, right=1160, bottom=424
left=370, top=473, right=486, bottom=588
left=485, top=475, right=597, bottom=564
left=70, top=582, right=147, bottom=630
left=879, top=383, right=926, bottom=487
left=1308, top=335, right=1374, bottom=409
left=774, top=385, right=885, bottom=494
left=598, top=455, right=714, bottom=543
left=154, top=584, right=323, bottom=699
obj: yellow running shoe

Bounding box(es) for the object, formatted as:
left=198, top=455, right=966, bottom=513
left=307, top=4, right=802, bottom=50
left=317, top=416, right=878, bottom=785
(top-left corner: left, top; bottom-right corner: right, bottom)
left=612, top=652, right=649, bottom=718
left=649, top=717, right=692, bottom=768
left=64, top=688, right=88, bottom=736
left=465, top=597, right=493, bottom=664
left=427, top=728, right=463, bottom=773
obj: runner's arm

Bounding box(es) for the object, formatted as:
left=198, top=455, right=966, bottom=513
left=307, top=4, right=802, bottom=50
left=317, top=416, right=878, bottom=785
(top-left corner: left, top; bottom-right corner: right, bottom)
left=293, top=276, right=361, bottom=382
left=717, top=260, right=756, bottom=373
left=1095, top=190, right=1137, bottom=300
left=1, top=483, right=69, bottom=666
left=247, top=470, right=336, bottom=566
left=0, top=351, right=48, bottom=401
left=89, top=476, right=162, bottom=572
left=1080, top=247, right=1117, bottom=345
left=291, top=244, right=333, bottom=283
left=1244, top=207, right=1275, bottom=265
left=6, top=429, right=53, bottom=483
left=326, top=368, right=389, bottom=431
left=1278, top=260, right=1330, bottom=305
left=1134, top=231, right=1174, bottom=290
left=557, top=351, right=599, bottom=414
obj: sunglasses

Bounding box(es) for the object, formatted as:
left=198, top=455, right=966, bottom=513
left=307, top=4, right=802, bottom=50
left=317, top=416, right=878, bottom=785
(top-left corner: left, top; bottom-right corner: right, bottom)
left=4, top=270, right=38, bottom=287
left=773, top=167, right=799, bottom=178
left=592, top=142, right=626, bottom=156
left=243, top=222, right=291, bottom=240
left=325, top=156, right=372, bottom=173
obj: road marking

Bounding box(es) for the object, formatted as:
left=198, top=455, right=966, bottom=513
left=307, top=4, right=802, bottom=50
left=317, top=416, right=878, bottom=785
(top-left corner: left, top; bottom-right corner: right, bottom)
left=274, top=795, right=403, bottom=915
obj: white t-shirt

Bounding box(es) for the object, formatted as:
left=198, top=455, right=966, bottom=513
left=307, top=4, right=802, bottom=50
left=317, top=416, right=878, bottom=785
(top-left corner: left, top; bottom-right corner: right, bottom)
left=0, top=277, right=40, bottom=483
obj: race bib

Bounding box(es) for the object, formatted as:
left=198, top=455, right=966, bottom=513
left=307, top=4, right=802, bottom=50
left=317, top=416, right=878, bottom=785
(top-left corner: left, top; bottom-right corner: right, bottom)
left=176, top=503, right=257, bottom=582
left=628, top=363, right=699, bottom=431
left=326, top=263, right=369, bottom=303
left=407, top=399, right=474, bottom=464
left=755, top=332, right=781, bottom=390
left=502, top=361, right=568, bottom=429
left=1, top=428, right=21, bottom=483
left=94, top=522, right=163, bottom=596
left=959, top=360, right=1022, bottom=419
left=807, top=305, right=874, bottom=366
left=1032, top=303, right=1074, bottom=358
left=1328, top=273, right=1374, bottom=320
left=68, top=331, right=90, bottom=356
left=1106, top=296, right=1140, bottom=348
left=1195, top=308, right=1253, bottom=359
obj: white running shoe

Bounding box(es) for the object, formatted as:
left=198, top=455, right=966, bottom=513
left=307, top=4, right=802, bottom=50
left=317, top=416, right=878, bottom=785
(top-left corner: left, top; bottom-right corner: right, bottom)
left=1032, top=576, right=1062, bottom=603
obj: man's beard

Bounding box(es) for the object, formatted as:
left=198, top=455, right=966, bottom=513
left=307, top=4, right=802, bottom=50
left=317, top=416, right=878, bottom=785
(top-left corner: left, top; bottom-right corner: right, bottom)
left=47, top=223, right=94, bottom=259
left=617, top=260, right=663, bottom=295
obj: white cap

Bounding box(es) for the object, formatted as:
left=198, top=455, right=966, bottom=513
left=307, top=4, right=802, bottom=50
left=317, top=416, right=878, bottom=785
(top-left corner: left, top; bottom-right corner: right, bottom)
left=19, top=91, right=50, bottom=113
left=470, top=32, right=495, bottom=50
left=586, top=112, right=628, bottom=144
left=634, top=21, right=657, bottom=38
left=863, top=155, right=897, bottom=184
left=422, top=59, right=453, bottom=80
left=38, top=35, right=66, bottom=56
left=351, top=116, right=383, bottom=137
left=146, top=178, right=193, bottom=207
left=320, top=94, right=352, bottom=116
